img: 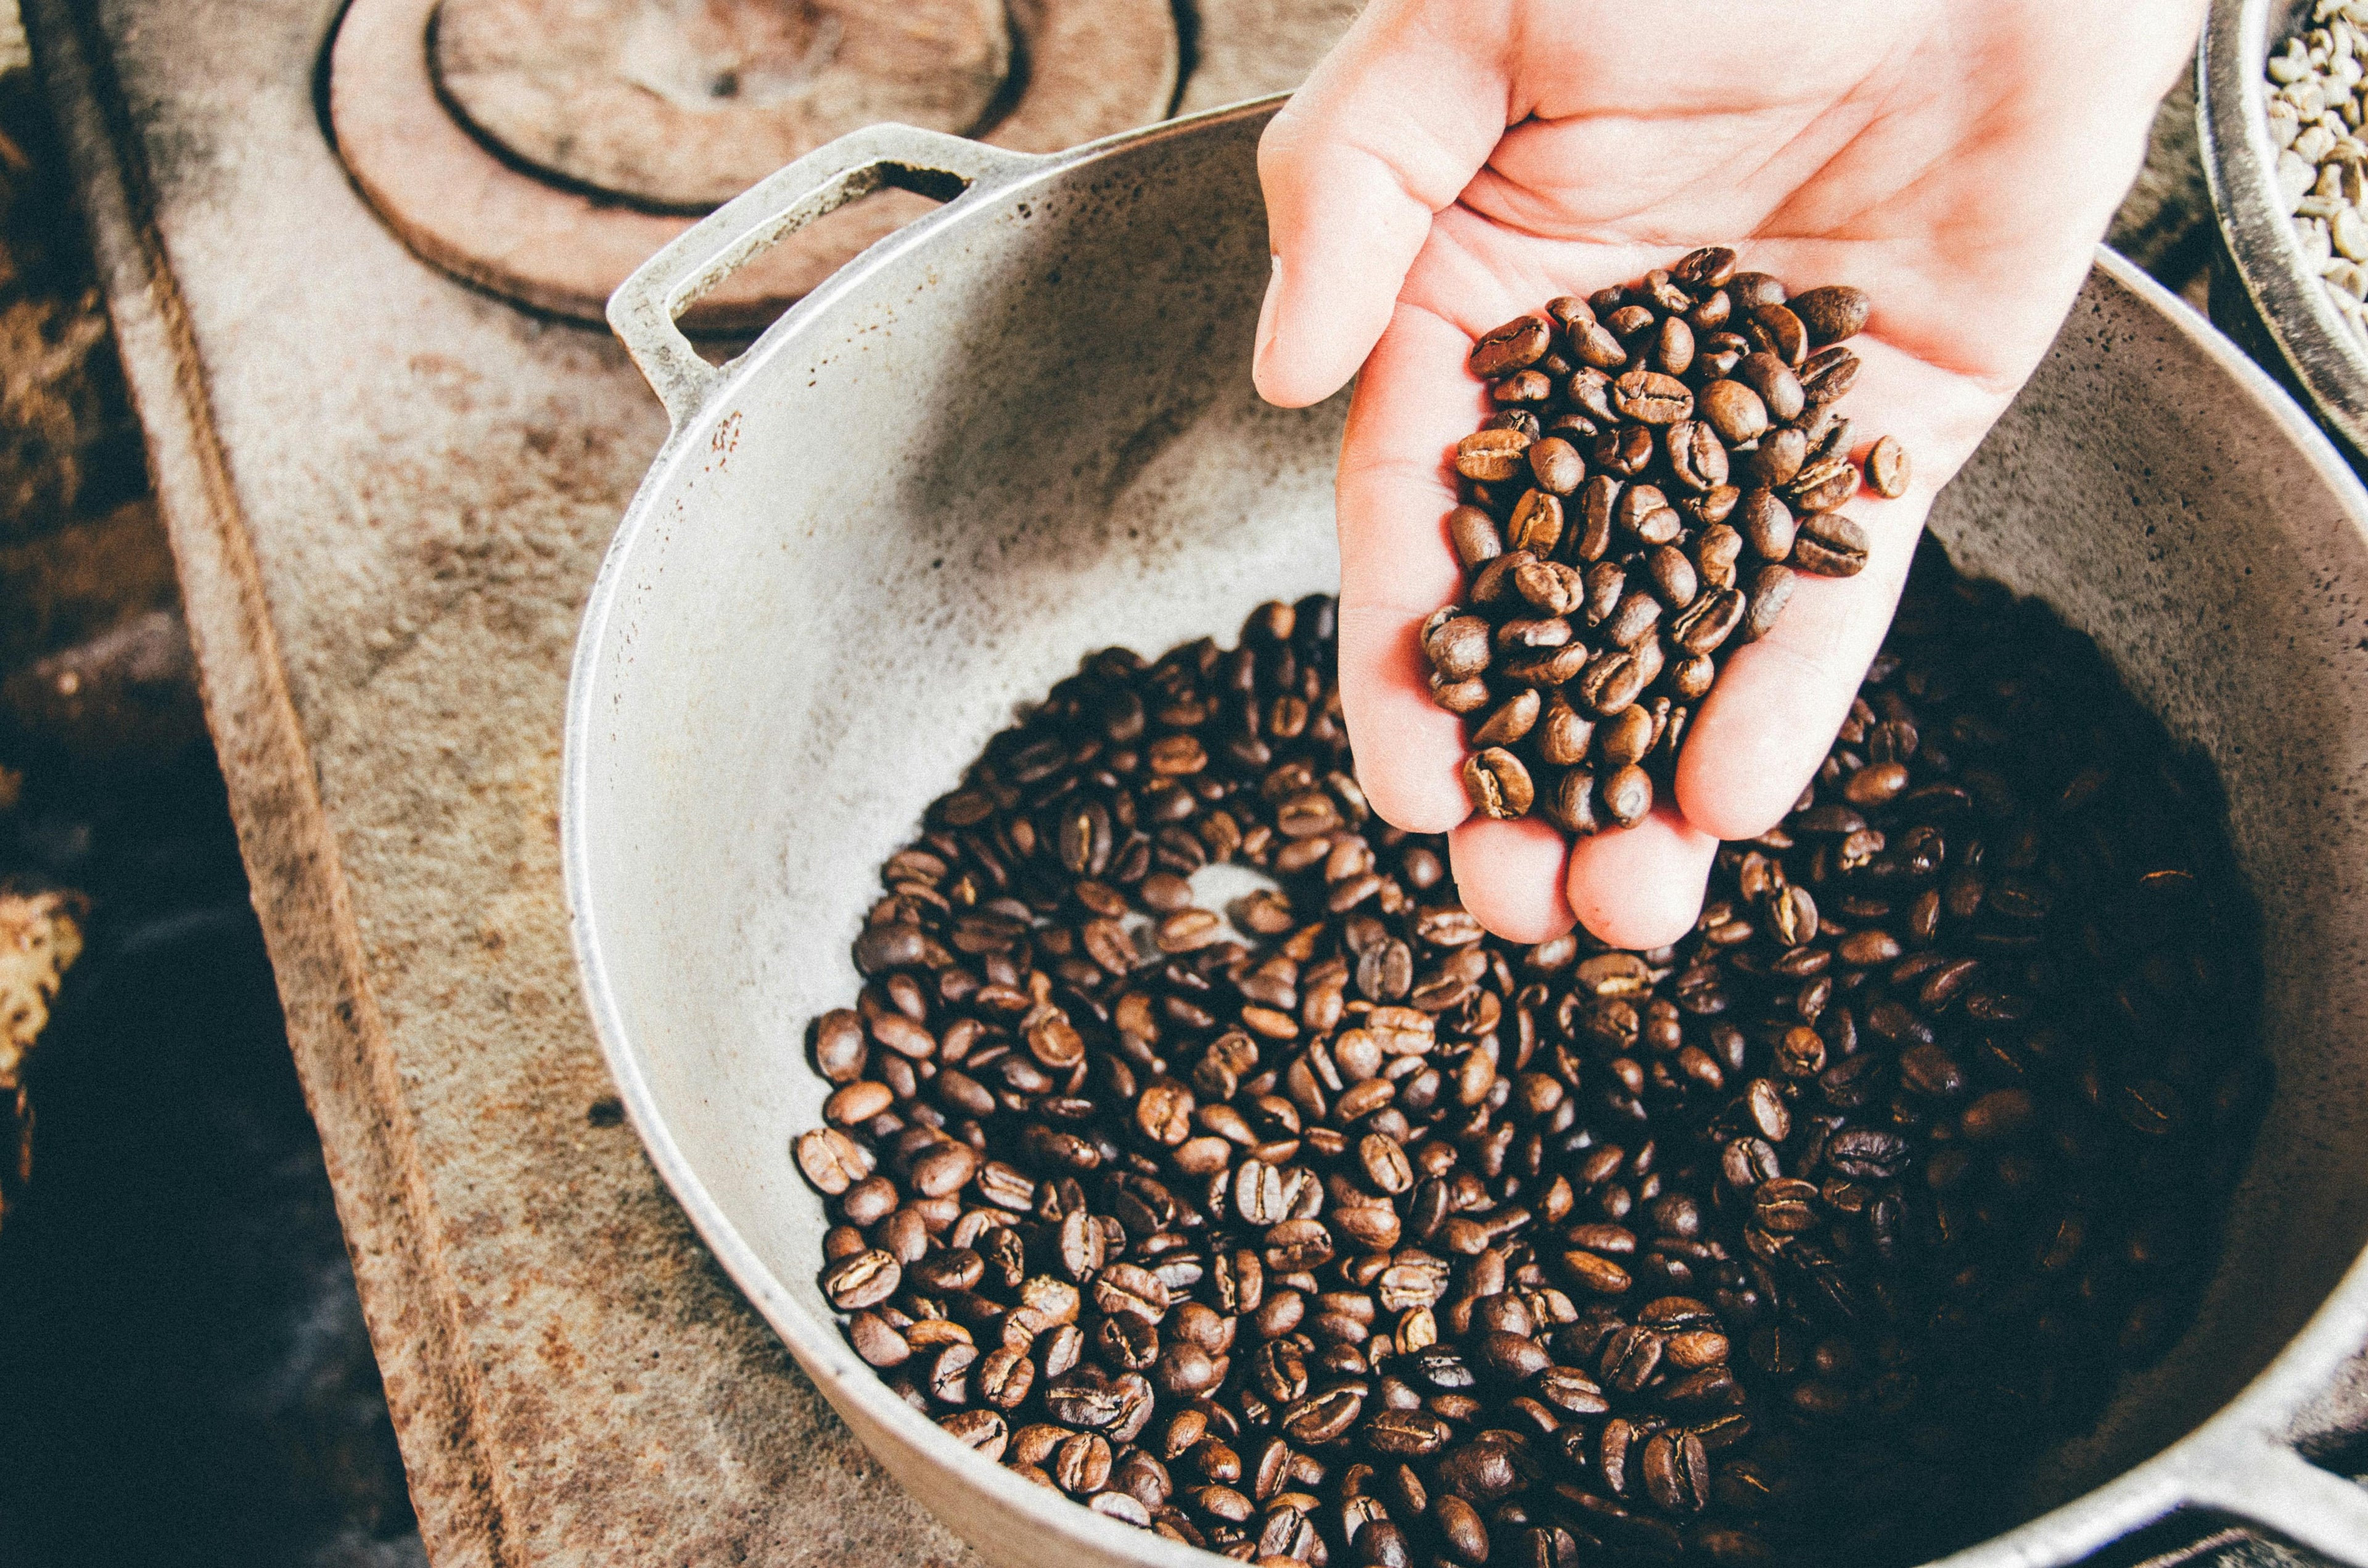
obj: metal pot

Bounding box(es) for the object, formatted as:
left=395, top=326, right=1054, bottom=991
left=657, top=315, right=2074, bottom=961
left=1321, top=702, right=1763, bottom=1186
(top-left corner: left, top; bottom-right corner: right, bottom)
left=566, top=101, right=2368, bottom=1567
left=2200, top=0, right=2368, bottom=468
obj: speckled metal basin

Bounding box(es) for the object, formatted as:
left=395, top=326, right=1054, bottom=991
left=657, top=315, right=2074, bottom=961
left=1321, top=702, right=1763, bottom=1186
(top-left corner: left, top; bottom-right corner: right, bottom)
left=566, top=101, right=2368, bottom=1568
left=2202, top=0, right=2368, bottom=468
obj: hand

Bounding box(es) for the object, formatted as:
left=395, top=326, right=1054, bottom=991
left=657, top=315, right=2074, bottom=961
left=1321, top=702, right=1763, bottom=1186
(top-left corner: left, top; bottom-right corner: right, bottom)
left=1254, top=0, right=2197, bottom=948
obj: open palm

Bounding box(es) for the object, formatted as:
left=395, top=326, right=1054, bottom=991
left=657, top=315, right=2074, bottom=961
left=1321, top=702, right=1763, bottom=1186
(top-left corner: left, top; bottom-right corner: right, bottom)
left=1254, top=0, right=2198, bottom=947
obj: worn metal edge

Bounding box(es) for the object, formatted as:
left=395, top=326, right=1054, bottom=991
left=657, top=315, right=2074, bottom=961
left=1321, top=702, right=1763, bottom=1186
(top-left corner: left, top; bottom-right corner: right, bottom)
left=17, top=1, right=517, bottom=1562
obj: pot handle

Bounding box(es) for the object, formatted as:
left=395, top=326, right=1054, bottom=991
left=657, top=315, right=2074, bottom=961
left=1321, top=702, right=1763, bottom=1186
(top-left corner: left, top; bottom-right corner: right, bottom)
left=607, top=126, right=1042, bottom=430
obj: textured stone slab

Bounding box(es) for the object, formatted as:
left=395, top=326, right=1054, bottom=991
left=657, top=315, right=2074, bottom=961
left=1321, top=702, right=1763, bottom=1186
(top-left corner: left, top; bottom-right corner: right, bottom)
left=27, top=0, right=980, bottom=1561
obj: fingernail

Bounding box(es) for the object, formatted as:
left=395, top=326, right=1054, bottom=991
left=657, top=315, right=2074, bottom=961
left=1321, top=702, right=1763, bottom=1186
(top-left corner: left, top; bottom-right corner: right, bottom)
left=1252, top=253, right=1282, bottom=392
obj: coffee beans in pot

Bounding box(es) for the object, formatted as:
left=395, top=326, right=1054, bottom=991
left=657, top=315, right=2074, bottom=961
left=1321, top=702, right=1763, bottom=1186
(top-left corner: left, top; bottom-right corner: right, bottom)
left=795, top=541, right=2263, bottom=1566
left=1432, top=250, right=1906, bottom=835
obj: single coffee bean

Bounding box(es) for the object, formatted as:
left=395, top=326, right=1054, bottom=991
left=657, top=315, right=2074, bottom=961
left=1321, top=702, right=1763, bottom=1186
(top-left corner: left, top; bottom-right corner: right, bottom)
left=1746, top=303, right=1807, bottom=365
left=1670, top=588, right=1745, bottom=656
left=1601, top=765, right=1653, bottom=829
left=1454, top=429, right=1531, bottom=482
left=1545, top=768, right=1602, bottom=836
left=1673, top=245, right=1737, bottom=290
left=1743, top=564, right=1796, bottom=642
left=1463, top=748, right=1535, bottom=819
left=1493, top=367, right=1553, bottom=404
left=1653, top=315, right=1696, bottom=377
left=1447, top=504, right=1503, bottom=569
left=1611, top=369, right=1694, bottom=425
left=1508, top=488, right=1564, bottom=557
left=1513, top=558, right=1584, bottom=616
left=1644, top=544, right=1698, bottom=609
left=1788, top=284, right=1870, bottom=344
left=1728, top=271, right=1786, bottom=311
left=1695, top=523, right=1743, bottom=588
left=1666, top=419, right=1729, bottom=492
left=1737, top=352, right=1804, bottom=423
left=1529, top=435, right=1585, bottom=495
left=1698, top=378, right=1769, bottom=446
left=1598, top=705, right=1655, bottom=767
left=1793, top=513, right=1870, bottom=577
left=1866, top=433, right=1911, bottom=498
left=1471, top=688, right=1542, bottom=748
left=1424, top=613, right=1494, bottom=680
left=1534, top=692, right=1595, bottom=768
left=1737, top=488, right=1795, bottom=562
left=1470, top=316, right=1551, bottom=377
left=1785, top=454, right=1859, bottom=514
left=1747, top=425, right=1808, bottom=488
left=1797, top=343, right=1860, bottom=403
left=1606, top=303, right=1658, bottom=343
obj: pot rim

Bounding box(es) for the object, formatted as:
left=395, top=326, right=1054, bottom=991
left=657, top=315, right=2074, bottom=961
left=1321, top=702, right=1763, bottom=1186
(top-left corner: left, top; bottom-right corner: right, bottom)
left=564, top=96, right=2368, bottom=1567
left=2201, top=0, right=2368, bottom=462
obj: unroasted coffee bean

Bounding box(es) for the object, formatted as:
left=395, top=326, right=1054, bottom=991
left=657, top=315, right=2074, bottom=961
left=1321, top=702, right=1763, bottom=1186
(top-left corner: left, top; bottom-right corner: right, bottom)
left=1793, top=512, right=1870, bottom=577
left=804, top=425, right=2261, bottom=1568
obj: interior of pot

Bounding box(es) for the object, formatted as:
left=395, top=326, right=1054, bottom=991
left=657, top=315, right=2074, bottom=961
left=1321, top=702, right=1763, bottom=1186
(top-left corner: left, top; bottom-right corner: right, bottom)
left=569, top=110, right=2368, bottom=1562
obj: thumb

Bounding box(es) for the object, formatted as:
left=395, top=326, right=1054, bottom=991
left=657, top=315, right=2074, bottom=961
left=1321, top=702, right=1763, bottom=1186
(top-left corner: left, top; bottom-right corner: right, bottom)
left=1253, top=1, right=1511, bottom=408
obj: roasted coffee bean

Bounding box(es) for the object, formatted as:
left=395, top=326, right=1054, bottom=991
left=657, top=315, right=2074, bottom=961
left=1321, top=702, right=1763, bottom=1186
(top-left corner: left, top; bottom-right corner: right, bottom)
left=1456, top=430, right=1532, bottom=483
left=1696, top=378, right=1767, bottom=446
left=1785, top=456, right=1858, bottom=514
left=1666, top=420, right=1729, bottom=493
left=1797, top=344, right=1860, bottom=404
left=1509, top=488, right=1566, bottom=557
left=1737, top=353, right=1804, bottom=423
left=1449, top=504, right=1505, bottom=569
left=1613, top=370, right=1695, bottom=425
left=1746, top=303, right=1807, bottom=365
left=1472, top=316, right=1553, bottom=378
left=1465, top=748, right=1536, bottom=819
left=806, top=408, right=2261, bottom=1568
left=1747, top=425, right=1808, bottom=489
left=1793, top=512, right=1870, bottom=577
left=1788, top=284, right=1870, bottom=345
left=1743, top=565, right=1794, bottom=642
left=1526, top=435, right=1586, bottom=496
left=1425, top=613, right=1495, bottom=681
left=1866, top=434, right=1911, bottom=498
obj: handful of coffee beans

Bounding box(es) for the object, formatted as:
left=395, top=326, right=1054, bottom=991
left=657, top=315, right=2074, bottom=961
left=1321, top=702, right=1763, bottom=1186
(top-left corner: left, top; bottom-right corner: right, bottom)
left=1431, top=247, right=1913, bottom=835
left=794, top=548, right=2259, bottom=1568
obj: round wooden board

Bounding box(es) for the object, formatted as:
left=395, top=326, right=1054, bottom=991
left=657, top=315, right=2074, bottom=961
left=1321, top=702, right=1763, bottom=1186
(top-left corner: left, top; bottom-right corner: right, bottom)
left=331, top=0, right=1177, bottom=332
left=433, top=0, right=1013, bottom=213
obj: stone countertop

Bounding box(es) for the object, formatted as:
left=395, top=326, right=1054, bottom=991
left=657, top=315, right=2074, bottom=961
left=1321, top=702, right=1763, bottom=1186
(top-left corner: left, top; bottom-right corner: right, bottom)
left=18, top=1, right=1354, bottom=1564
left=15, top=0, right=2220, bottom=1562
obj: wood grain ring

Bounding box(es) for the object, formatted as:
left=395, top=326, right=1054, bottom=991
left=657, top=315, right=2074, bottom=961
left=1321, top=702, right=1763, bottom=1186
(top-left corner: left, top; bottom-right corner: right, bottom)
left=329, top=0, right=1177, bottom=331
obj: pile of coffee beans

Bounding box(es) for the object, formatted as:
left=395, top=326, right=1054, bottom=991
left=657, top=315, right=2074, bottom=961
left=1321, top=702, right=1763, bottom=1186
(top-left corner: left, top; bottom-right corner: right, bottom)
left=795, top=542, right=2262, bottom=1567
left=1429, top=247, right=1910, bottom=835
